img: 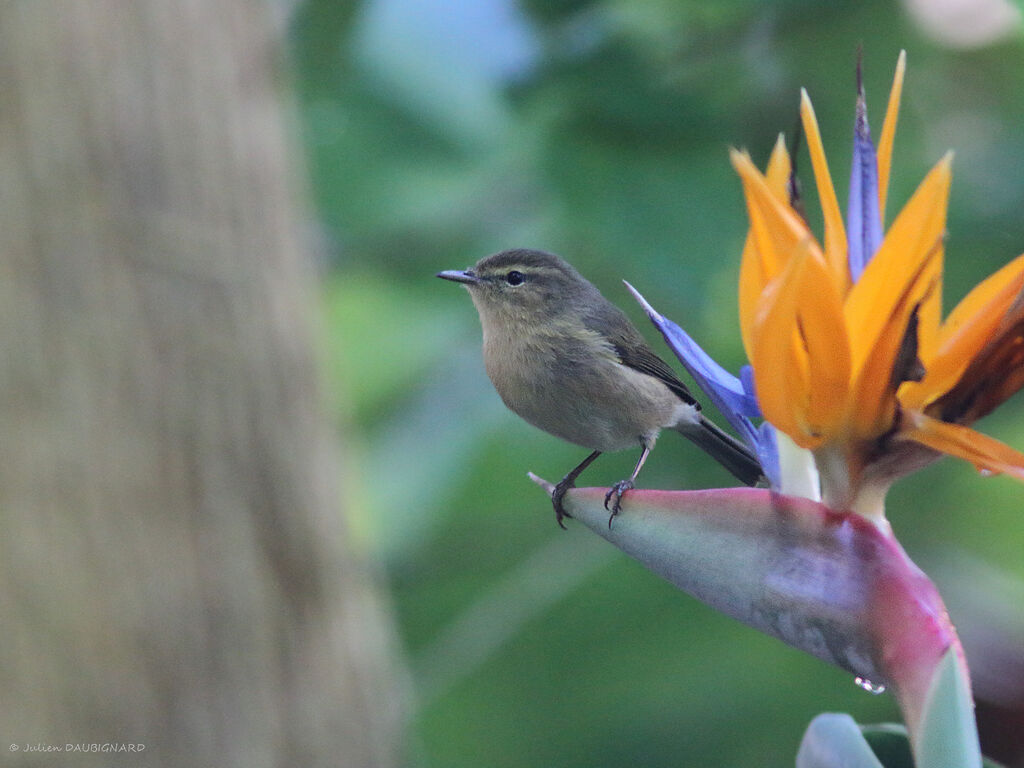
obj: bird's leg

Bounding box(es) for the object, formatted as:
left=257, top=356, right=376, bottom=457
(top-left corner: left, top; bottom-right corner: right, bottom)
left=604, top=442, right=651, bottom=527
left=551, top=450, right=602, bottom=529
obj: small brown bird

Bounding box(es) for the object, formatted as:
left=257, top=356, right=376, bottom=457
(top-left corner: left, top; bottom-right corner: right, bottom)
left=438, top=248, right=762, bottom=526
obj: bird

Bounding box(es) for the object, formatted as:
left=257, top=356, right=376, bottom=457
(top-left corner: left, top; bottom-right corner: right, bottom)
left=438, top=248, right=763, bottom=527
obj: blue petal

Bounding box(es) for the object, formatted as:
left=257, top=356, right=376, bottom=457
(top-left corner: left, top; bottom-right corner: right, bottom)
left=740, top=367, right=780, bottom=487
left=739, top=364, right=758, bottom=403
left=624, top=282, right=767, bottom=456
left=756, top=422, right=781, bottom=490
left=846, top=86, right=884, bottom=283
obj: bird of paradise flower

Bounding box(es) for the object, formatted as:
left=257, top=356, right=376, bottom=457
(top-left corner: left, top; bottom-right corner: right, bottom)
left=629, top=50, right=1024, bottom=520
left=535, top=51, right=1022, bottom=768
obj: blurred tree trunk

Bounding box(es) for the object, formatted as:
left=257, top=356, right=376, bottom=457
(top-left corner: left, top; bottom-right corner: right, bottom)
left=0, top=3, right=402, bottom=767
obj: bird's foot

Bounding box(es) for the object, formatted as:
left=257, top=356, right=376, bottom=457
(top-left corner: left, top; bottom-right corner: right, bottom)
left=603, top=479, right=635, bottom=527
left=551, top=476, right=575, bottom=530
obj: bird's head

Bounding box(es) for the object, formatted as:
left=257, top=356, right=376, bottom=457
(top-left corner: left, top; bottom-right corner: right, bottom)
left=437, top=248, right=598, bottom=330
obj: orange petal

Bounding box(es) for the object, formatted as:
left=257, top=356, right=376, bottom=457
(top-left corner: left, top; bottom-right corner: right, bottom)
left=872, top=53, right=937, bottom=363
left=903, top=253, right=1024, bottom=410
left=929, top=288, right=1024, bottom=424
left=877, top=50, right=906, bottom=226
left=751, top=247, right=815, bottom=447
left=796, top=250, right=852, bottom=436
left=940, top=252, right=1024, bottom=345
left=800, top=89, right=850, bottom=291
left=731, top=149, right=819, bottom=282
left=849, top=247, right=942, bottom=439
left=916, top=244, right=943, bottom=366
left=764, top=133, right=792, bottom=198
left=738, top=237, right=764, bottom=363
left=738, top=235, right=765, bottom=363
left=845, top=154, right=952, bottom=371
left=901, top=411, right=1024, bottom=480
left=739, top=136, right=792, bottom=359
left=844, top=155, right=951, bottom=438
left=751, top=242, right=849, bottom=447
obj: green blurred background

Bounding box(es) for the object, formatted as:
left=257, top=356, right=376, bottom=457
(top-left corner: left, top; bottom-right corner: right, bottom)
left=290, top=1, right=1024, bottom=765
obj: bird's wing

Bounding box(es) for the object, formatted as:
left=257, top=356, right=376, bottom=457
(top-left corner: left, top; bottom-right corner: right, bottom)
left=612, top=339, right=699, bottom=406
left=582, top=300, right=699, bottom=406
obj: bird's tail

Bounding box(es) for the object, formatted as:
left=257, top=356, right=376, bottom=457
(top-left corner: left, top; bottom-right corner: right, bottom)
left=675, top=416, right=763, bottom=487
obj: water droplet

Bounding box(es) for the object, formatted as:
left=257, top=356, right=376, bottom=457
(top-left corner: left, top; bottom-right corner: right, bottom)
left=979, top=468, right=994, bottom=477
left=854, top=676, right=886, bottom=694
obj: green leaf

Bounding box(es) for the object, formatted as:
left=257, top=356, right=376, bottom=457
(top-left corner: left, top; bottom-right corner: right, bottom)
left=914, top=647, right=982, bottom=768
left=861, top=723, right=1006, bottom=768
left=799, top=718, right=1006, bottom=768
left=861, top=648, right=1008, bottom=768
left=796, top=713, right=884, bottom=768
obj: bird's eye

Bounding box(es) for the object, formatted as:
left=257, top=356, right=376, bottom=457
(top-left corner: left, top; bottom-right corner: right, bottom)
left=505, top=270, right=525, bottom=286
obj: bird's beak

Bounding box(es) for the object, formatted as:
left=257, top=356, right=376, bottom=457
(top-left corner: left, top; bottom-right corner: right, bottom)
left=436, top=269, right=481, bottom=285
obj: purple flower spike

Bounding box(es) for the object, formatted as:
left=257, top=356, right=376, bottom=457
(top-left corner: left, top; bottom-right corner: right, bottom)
left=624, top=282, right=758, bottom=418
left=847, top=63, right=884, bottom=283
left=623, top=281, right=779, bottom=485
left=739, top=364, right=757, bottom=403
left=755, top=422, right=781, bottom=490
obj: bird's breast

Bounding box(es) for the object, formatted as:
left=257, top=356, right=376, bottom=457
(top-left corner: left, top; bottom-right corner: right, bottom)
left=481, top=325, right=683, bottom=452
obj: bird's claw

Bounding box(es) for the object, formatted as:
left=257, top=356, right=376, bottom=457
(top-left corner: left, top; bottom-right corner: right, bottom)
left=551, top=477, right=574, bottom=530
left=603, top=479, right=635, bottom=527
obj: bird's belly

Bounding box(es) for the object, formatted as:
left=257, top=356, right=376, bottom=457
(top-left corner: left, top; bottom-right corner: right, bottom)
left=484, top=335, right=682, bottom=452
